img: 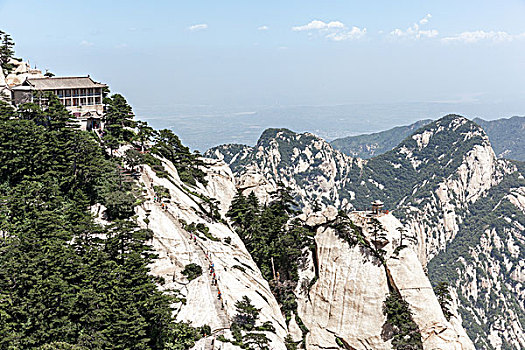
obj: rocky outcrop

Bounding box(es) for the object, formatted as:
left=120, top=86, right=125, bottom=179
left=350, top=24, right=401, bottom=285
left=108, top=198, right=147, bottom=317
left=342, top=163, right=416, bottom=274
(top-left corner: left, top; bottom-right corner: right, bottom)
left=130, top=149, right=477, bottom=349
left=4, top=58, right=44, bottom=86
left=134, top=157, right=289, bottom=349
left=295, top=208, right=475, bottom=350
left=207, top=128, right=363, bottom=209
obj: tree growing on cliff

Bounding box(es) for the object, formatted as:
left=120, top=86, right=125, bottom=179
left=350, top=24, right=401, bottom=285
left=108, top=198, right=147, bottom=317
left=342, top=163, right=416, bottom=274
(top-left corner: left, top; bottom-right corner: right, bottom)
left=227, top=186, right=315, bottom=323
left=181, top=263, right=202, bottom=281
left=151, top=128, right=207, bottom=186
left=434, top=282, right=453, bottom=321
left=0, top=103, right=208, bottom=349
left=124, top=148, right=143, bottom=171
left=227, top=190, right=249, bottom=228
left=0, top=30, right=15, bottom=73
left=134, top=120, right=156, bottom=152
left=243, top=332, right=270, bottom=350
left=234, top=296, right=261, bottom=330
left=103, top=93, right=135, bottom=142
left=383, top=291, right=423, bottom=350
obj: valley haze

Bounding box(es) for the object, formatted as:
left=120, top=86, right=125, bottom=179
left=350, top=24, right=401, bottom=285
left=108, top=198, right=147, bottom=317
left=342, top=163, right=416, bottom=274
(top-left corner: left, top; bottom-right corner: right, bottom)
left=136, top=102, right=525, bottom=152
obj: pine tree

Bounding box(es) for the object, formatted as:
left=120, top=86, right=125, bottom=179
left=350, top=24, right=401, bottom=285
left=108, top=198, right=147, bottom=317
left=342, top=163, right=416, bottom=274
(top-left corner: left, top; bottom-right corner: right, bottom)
left=434, top=282, right=453, bottom=321
left=124, top=148, right=143, bottom=171
left=243, top=332, right=270, bottom=350
left=233, top=296, right=260, bottom=330
left=151, top=129, right=206, bottom=186
left=227, top=190, right=249, bottom=228
left=0, top=100, right=15, bottom=120
left=134, top=120, right=156, bottom=152
left=103, top=94, right=135, bottom=142
left=383, top=291, right=423, bottom=350
left=0, top=109, right=189, bottom=349
left=41, top=92, right=74, bottom=131
left=0, top=31, right=15, bottom=73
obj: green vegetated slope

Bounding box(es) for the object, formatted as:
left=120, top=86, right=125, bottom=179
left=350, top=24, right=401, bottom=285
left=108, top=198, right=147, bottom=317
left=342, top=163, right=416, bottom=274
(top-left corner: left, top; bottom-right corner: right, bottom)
left=330, top=119, right=432, bottom=159
left=428, top=162, right=525, bottom=349
left=208, top=115, right=525, bottom=349
left=211, top=115, right=492, bottom=210
left=474, top=116, right=525, bottom=161
left=206, top=143, right=254, bottom=168
left=0, top=96, right=208, bottom=349
left=331, top=116, right=525, bottom=162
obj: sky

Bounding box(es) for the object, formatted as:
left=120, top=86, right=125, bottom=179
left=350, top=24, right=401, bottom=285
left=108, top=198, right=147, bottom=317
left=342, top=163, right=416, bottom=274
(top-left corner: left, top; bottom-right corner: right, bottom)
left=1, top=0, right=525, bottom=148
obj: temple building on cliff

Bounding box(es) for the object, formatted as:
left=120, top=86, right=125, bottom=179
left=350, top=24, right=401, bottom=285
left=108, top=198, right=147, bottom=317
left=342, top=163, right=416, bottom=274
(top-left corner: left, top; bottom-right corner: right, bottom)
left=1, top=58, right=108, bottom=130
left=10, top=76, right=107, bottom=130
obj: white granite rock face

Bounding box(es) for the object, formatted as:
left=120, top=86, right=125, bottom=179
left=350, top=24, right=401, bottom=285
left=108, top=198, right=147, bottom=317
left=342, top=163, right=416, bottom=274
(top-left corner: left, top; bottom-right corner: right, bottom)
left=296, top=208, right=475, bottom=350
left=136, top=154, right=476, bottom=350
left=298, top=225, right=391, bottom=350
left=206, top=117, right=525, bottom=349
left=135, top=158, right=288, bottom=349
left=213, top=130, right=362, bottom=210
left=400, top=120, right=516, bottom=266
left=0, top=68, right=10, bottom=101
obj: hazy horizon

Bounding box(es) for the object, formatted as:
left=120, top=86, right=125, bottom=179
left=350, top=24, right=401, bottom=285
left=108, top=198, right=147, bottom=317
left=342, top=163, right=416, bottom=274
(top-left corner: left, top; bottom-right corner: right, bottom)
left=135, top=101, right=525, bottom=151
left=1, top=0, right=524, bottom=150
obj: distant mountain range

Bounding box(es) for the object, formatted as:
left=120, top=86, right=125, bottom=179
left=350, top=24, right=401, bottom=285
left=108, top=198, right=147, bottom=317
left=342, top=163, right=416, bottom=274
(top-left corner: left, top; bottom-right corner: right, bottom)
left=330, top=119, right=432, bottom=159
left=331, top=116, right=525, bottom=161
left=473, top=117, right=525, bottom=161
left=206, top=115, right=525, bottom=349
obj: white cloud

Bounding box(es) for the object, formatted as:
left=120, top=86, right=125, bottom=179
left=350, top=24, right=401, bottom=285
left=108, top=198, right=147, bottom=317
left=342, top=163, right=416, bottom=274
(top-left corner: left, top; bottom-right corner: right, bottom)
left=419, top=30, right=439, bottom=38
left=292, top=20, right=366, bottom=41
left=390, top=14, right=438, bottom=39
left=258, top=25, right=269, bottom=31
left=188, top=24, right=208, bottom=32
left=326, top=26, right=366, bottom=41
left=80, top=40, right=94, bottom=47
left=441, top=30, right=525, bottom=43
left=115, top=43, right=128, bottom=49
left=419, top=14, right=431, bottom=25
left=292, top=20, right=345, bottom=32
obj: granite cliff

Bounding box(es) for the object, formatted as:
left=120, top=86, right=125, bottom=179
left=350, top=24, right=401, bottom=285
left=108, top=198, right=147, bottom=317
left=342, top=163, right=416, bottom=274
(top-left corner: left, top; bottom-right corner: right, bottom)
left=206, top=115, right=525, bottom=349
left=112, top=128, right=478, bottom=349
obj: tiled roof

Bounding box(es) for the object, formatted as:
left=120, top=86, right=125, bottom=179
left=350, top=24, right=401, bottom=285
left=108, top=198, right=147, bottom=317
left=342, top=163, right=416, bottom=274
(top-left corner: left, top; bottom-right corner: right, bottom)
left=21, top=76, right=106, bottom=90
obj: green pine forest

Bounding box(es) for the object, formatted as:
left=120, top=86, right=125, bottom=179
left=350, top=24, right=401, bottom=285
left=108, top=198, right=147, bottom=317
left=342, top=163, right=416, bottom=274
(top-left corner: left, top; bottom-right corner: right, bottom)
left=0, top=62, right=208, bottom=349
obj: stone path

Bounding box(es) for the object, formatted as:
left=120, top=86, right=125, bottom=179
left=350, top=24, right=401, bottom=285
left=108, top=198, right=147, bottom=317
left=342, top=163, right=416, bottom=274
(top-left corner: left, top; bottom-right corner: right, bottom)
left=141, top=171, right=230, bottom=349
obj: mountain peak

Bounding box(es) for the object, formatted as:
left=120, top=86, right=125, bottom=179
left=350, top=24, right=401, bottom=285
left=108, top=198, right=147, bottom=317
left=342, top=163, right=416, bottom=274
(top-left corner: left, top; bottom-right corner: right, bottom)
left=256, top=128, right=320, bottom=148
left=398, top=114, right=490, bottom=156
left=258, top=128, right=296, bottom=141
